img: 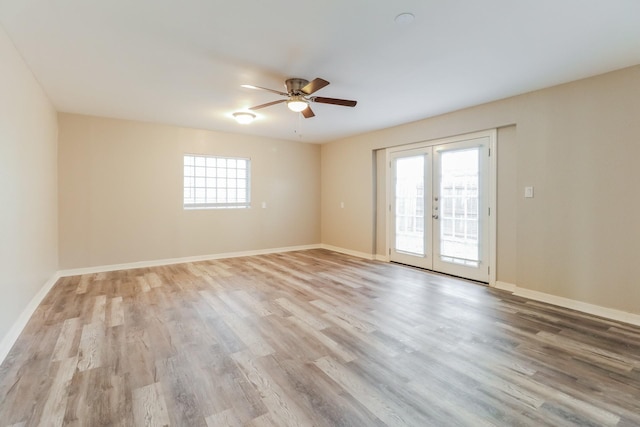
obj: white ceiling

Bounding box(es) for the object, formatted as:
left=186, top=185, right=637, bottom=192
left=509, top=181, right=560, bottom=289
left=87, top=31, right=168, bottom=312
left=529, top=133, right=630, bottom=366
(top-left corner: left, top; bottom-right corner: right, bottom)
left=1, top=1, right=639, bottom=143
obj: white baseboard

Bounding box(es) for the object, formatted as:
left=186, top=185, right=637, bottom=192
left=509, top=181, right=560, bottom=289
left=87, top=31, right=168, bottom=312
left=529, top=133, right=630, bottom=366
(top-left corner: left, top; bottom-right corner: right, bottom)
left=494, top=280, right=517, bottom=292
left=58, top=244, right=322, bottom=277
left=57, top=244, right=378, bottom=279
left=375, top=254, right=390, bottom=262
left=319, top=244, right=376, bottom=260
left=491, top=281, right=640, bottom=327
left=0, top=272, right=60, bottom=364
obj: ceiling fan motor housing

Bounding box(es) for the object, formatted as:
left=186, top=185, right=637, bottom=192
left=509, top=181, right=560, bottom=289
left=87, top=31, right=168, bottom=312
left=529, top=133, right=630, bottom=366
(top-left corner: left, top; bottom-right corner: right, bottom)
left=285, top=78, right=310, bottom=95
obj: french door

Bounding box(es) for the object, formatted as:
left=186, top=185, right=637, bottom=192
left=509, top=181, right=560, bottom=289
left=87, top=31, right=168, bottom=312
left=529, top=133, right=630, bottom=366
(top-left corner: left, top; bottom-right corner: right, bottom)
left=389, top=135, right=491, bottom=282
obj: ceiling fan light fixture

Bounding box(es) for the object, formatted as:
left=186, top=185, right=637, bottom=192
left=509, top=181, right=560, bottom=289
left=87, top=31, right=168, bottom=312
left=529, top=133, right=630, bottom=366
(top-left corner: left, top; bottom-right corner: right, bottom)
left=232, top=112, right=256, bottom=124
left=287, top=96, right=308, bottom=112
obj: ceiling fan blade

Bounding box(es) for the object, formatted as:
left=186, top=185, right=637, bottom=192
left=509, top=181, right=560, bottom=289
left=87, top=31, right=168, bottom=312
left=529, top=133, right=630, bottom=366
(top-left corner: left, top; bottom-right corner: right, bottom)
left=301, top=106, right=315, bottom=118
left=312, top=96, right=357, bottom=107
left=249, top=99, right=286, bottom=110
left=301, top=78, right=330, bottom=95
left=241, top=84, right=288, bottom=97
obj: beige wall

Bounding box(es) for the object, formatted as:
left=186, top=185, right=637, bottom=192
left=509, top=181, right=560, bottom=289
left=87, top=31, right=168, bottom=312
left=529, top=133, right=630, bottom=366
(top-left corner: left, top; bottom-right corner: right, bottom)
left=495, top=125, right=518, bottom=285
left=322, top=65, right=640, bottom=315
left=58, top=114, right=320, bottom=269
left=321, top=139, right=377, bottom=253
left=0, top=26, right=58, bottom=341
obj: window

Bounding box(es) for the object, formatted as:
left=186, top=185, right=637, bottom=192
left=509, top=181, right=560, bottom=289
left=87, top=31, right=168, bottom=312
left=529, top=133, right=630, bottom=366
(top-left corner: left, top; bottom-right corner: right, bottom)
left=183, top=154, right=250, bottom=209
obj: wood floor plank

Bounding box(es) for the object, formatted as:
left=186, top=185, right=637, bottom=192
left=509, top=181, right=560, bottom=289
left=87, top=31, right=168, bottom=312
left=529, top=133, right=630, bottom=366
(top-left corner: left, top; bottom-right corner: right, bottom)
left=233, top=290, right=274, bottom=317
left=90, top=295, right=107, bottom=324
left=201, top=290, right=275, bottom=357
left=314, top=355, right=422, bottom=426
left=274, top=297, right=330, bottom=330
left=75, top=275, right=91, bottom=295
left=63, top=366, right=132, bottom=426
left=136, top=276, right=151, bottom=293
left=51, top=317, right=81, bottom=362
left=132, top=382, right=170, bottom=427
left=205, top=408, right=243, bottom=427
left=286, top=315, right=357, bottom=363
left=76, top=322, right=104, bottom=372
left=0, top=249, right=639, bottom=426
left=156, top=354, right=207, bottom=427
left=311, top=298, right=377, bottom=333
left=264, top=354, right=383, bottom=427
left=232, top=350, right=316, bottom=426
left=108, top=296, right=124, bottom=327
left=35, top=356, right=78, bottom=427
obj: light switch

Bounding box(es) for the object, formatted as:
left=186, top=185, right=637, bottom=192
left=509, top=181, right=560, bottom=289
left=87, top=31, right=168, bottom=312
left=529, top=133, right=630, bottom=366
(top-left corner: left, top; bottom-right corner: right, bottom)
left=524, top=186, right=534, bottom=198
left=261, top=201, right=267, bottom=208
left=340, top=202, right=345, bottom=208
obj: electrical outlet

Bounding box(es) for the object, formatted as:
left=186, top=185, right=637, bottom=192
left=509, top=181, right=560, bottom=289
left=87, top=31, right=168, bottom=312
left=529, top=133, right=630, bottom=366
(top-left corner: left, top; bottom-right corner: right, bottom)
left=524, top=186, right=534, bottom=198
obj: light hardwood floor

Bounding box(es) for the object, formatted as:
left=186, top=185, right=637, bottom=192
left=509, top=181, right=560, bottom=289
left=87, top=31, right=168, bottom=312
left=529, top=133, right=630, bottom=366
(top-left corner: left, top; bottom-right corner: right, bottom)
left=0, top=249, right=639, bottom=426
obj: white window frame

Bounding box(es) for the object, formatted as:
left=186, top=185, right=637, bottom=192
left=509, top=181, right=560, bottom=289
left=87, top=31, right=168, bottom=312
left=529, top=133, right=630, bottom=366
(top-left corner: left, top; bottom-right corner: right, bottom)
left=183, top=154, right=251, bottom=209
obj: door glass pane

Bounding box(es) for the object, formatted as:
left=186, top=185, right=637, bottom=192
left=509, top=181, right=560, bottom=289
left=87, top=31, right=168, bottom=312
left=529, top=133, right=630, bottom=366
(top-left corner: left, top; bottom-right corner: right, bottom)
left=395, top=155, right=425, bottom=255
left=439, top=148, right=479, bottom=266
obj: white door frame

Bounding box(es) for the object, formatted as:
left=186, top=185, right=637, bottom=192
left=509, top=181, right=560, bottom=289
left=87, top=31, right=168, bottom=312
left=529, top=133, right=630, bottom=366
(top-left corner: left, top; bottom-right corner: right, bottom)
left=384, top=129, right=497, bottom=285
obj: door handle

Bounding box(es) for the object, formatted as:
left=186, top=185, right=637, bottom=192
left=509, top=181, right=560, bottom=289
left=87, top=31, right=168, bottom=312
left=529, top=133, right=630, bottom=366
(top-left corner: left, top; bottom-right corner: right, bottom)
left=432, top=214, right=439, bottom=219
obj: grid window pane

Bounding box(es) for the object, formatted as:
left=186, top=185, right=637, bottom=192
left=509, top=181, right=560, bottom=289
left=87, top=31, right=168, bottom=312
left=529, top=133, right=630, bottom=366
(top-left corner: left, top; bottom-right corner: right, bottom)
left=183, top=154, right=251, bottom=209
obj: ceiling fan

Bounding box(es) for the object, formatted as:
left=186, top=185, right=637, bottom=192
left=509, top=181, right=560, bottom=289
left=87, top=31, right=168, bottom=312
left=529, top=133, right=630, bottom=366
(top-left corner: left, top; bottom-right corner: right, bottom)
left=241, top=78, right=357, bottom=118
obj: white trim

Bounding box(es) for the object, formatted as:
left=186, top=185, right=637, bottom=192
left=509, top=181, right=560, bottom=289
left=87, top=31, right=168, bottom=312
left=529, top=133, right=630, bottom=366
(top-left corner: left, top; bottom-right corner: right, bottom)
left=319, top=244, right=376, bottom=260
left=514, top=288, right=640, bottom=327
left=384, top=148, right=391, bottom=267
left=386, top=129, right=498, bottom=154
left=494, top=280, right=517, bottom=292
left=58, top=244, right=322, bottom=277
left=487, top=129, right=497, bottom=286
left=491, top=281, right=640, bottom=327
left=0, top=272, right=61, bottom=364
left=375, top=254, right=390, bottom=262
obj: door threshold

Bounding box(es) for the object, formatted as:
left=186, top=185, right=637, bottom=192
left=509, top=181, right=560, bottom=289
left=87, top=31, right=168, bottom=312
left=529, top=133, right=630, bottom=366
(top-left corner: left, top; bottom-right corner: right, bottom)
left=390, top=261, right=489, bottom=286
